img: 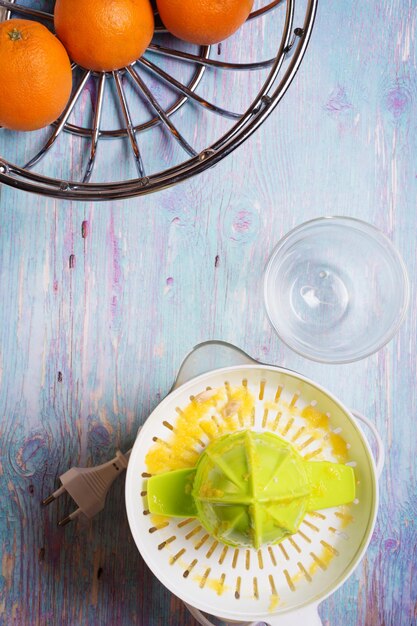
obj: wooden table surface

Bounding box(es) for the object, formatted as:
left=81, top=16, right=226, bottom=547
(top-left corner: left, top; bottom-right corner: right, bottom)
left=0, top=0, right=416, bottom=624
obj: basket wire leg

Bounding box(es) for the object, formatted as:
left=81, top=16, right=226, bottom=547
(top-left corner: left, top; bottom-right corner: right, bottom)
left=249, top=0, right=283, bottom=19
left=0, top=0, right=53, bottom=21
left=126, top=66, right=197, bottom=157
left=24, top=70, right=91, bottom=170
left=83, top=72, right=106, bottom=183
left=138, top=58, right=241, bottom=119
left=113, top=70, right=146, bottom=178
left=147, top=44, right=276, bottom=71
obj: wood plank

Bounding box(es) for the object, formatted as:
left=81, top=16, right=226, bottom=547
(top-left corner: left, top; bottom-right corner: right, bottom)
left=0, top=0, right=416, bottom=623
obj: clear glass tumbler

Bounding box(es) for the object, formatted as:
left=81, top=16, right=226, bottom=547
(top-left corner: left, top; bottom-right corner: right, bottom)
left=263, top=217, right=410, bottom=363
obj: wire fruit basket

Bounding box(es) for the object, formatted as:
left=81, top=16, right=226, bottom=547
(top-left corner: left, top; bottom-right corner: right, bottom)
left=0, top=0, right=317, bottom=201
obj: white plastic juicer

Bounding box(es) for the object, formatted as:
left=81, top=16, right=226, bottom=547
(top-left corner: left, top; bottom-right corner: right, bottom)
left=126, top=341, right=383, bottom=626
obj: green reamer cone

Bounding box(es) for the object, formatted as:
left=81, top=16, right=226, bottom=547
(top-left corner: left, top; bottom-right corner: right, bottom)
left=147, top=430, right=355, bottom=549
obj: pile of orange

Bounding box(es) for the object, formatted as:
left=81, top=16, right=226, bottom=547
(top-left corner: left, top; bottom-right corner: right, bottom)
left=0, top=0, right=253, bottom=131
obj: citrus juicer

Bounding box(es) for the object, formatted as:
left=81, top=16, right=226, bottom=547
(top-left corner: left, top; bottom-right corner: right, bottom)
left=147, top=430, right=356, bottom=549
left=125, top=341, right=384, bottom=626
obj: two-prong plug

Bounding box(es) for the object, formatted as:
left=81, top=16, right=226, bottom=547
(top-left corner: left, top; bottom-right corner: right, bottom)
left=42, top=450, right=131, bottom=526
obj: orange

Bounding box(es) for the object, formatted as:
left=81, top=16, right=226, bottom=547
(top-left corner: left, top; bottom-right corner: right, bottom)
left=156, top=0, right=254, bottom=45
left=0, top=19, right=72, bottom=131
left=54, top=0, right=155, bottom=72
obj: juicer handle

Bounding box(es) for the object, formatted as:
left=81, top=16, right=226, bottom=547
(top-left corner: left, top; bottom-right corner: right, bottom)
left=351, top=410, right=385, bottom=478
left=185, top=602, right=322, bottom=626
left=172, top=340, right=259, bottom=390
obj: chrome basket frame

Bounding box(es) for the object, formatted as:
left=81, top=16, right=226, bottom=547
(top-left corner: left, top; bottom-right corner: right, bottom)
left=0, top=0, right=317, bottom=200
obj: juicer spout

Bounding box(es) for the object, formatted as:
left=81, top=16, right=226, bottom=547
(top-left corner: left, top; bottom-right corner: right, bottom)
left=147, top=468, right=197, bottom=517
left=304, top=461, right=356, bottom=511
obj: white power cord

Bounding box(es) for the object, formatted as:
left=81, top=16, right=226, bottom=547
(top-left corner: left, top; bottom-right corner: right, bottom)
left=42, top=449, right=131, bottom=525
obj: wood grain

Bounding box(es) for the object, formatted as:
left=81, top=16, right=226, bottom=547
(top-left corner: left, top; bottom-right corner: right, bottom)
left=0, top=0, right=416, bottom=624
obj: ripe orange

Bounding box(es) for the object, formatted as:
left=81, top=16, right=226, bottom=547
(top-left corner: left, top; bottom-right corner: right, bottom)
left=54, top=0, right=155, bottom=72
left=156, top=0, right=254, bottom=45
left=0, top=19, right=72, bottom=131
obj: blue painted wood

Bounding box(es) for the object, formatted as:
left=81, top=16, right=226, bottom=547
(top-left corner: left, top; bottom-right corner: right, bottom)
left=0, top=0, right=416, bottom=624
